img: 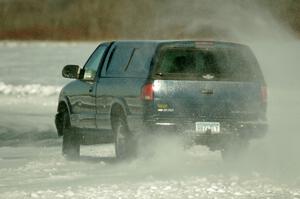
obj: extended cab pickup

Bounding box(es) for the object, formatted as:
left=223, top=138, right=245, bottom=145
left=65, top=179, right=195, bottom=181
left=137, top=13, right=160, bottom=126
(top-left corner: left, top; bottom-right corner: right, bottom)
left=55, top=40, right=268, bottom=160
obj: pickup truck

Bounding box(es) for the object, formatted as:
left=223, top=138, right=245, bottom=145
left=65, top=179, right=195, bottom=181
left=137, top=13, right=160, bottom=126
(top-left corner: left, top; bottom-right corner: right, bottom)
left=55, top=40, right=268, bottom=160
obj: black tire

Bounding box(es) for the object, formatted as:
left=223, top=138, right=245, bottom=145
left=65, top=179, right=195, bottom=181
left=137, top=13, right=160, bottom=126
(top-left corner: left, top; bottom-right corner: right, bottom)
left=113, top=116, right=136, bottom=160
left=221, top=139, right=249, bottom=162
left=62, top=111, right=80, bottom=160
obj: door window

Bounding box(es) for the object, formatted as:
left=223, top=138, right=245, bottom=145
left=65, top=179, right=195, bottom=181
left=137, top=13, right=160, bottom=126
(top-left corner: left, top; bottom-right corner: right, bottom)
left=83, top=44, right=108, bottom=80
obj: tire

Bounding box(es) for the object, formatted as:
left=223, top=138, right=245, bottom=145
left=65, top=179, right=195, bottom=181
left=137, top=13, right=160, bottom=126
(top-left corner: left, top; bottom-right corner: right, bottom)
left=62, top=111, right=80, bottom=160
left=113, top=116, right=136, bottom=160
left=221, top=139, right=249, bottom=162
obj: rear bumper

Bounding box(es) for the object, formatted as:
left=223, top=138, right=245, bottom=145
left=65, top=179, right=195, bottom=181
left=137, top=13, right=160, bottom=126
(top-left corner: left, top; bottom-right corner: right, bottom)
left=144, top=118, right=268, bottom=145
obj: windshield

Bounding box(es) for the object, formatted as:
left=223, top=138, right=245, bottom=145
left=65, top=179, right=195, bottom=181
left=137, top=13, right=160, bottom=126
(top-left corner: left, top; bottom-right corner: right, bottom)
left=155, top=47, right=260, bottom=81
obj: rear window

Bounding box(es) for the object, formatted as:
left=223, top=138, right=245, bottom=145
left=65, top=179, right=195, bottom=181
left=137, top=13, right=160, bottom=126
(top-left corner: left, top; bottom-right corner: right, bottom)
left=155, top=46, right=261, bottom=81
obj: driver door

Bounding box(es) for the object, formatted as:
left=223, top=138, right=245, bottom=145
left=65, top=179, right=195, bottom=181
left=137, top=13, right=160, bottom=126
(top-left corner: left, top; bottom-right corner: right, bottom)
left=70, top=43, right=109, bottom=129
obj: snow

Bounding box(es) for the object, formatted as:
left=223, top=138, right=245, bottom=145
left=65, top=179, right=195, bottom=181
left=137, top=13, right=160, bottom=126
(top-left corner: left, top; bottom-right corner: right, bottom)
left=0, top=41, right=300, bottom=198
left=0, top=145, right=299, bottom=199
left=0, top=82, right=61, bottom=97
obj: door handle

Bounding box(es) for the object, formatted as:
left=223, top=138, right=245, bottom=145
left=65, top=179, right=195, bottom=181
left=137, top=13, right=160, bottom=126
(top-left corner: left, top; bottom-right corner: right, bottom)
left=89, top=86, right=93, bottom=93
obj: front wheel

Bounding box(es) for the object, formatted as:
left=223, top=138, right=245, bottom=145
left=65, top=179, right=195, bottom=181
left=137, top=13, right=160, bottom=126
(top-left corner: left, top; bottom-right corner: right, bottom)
left=61, top=112, right=80, bottom=160
left=113, top=117, right=136, bottom=160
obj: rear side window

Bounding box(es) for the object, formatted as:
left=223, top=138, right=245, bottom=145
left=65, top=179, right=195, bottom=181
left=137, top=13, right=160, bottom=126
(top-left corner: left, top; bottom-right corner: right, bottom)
left=106, top=46, right=133, bottom=75
left=156, top=47, right=261, bottom=81
left=126, top=48, right=149, bottom=75
left=105, top=45, right=152, bottom=77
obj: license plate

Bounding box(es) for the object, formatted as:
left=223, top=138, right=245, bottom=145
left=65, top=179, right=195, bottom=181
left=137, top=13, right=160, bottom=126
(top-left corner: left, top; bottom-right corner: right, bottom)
left=195, top=122, right=220, bottom=134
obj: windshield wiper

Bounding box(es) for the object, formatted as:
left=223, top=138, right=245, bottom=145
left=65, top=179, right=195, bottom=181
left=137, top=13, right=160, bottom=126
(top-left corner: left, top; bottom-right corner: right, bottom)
left=155, top=72, right=164, bottom=76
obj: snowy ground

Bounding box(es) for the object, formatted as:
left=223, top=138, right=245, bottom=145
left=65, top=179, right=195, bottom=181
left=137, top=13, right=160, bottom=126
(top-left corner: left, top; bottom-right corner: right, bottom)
left=0, top=41, right=300, bottom=198
left=1, top=145, right=300, bottom=199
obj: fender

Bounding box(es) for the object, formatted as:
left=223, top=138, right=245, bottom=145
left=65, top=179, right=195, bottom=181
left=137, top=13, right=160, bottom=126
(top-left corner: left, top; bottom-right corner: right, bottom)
left=57, top=96, right=72, bottom=115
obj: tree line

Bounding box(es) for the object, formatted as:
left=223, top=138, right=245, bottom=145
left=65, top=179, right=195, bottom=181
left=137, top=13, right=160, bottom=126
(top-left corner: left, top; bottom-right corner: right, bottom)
left=0, top=0, right=299, bottom=40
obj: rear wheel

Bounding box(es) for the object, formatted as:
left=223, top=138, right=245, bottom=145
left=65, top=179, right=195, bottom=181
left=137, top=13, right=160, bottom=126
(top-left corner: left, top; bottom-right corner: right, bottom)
left=62, top=111, right=80, bottom=160
left=113, top=116, right=136, bottom=160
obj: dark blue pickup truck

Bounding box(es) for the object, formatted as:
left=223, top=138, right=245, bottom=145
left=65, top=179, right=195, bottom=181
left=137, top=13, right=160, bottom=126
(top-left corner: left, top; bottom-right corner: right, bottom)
left=55, top=40, right=268, bottom=160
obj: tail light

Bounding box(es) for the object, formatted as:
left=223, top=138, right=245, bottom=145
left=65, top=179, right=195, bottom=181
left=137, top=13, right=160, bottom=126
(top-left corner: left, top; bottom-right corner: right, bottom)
left=141, top=83, right=154, bottom=100
left=261, top=86, right=267, bottom=103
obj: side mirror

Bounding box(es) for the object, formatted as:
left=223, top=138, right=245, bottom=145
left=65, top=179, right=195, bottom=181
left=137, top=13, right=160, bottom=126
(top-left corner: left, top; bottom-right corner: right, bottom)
left=62, top=65, right=80, bottom=79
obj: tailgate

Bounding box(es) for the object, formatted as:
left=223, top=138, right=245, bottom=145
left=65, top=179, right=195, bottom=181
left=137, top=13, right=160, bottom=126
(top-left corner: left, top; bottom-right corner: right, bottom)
left=153, top=80, right=262, bottom=120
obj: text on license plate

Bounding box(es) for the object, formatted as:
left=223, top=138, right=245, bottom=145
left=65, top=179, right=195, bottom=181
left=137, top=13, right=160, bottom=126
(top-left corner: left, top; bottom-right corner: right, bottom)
left=195, top=122, right=220, bottom=133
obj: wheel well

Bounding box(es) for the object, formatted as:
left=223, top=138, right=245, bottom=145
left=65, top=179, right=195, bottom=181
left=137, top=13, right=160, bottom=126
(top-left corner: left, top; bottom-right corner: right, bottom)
left=111, top=103, right=125, bottom=119
left=57, top=101, right=68, bottom=113
left=56, top=102, right=69, bottom=136
left=110, top=103, right=127, bottom=130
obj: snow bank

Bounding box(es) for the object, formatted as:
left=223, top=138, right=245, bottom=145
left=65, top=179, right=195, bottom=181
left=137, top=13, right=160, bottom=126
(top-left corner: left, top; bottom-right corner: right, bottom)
left=0, top=82, right=61, bottom=97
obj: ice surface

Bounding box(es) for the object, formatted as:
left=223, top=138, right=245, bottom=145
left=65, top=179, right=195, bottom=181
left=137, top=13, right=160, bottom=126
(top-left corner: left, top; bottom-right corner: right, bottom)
left=0, top=41, right=97, bottom=146
left=0, top=145, right=299, bottom=199
left=0, top=41, right=97, bottom=85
